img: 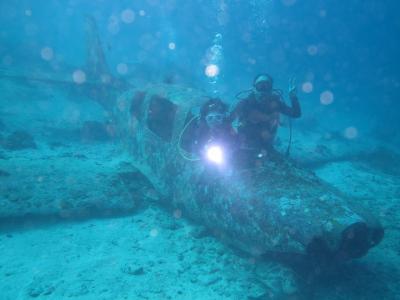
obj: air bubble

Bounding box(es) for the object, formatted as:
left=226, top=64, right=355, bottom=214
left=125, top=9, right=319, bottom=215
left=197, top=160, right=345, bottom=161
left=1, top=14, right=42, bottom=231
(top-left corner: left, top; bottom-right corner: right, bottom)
left=205, top=64, right=219, bottom=77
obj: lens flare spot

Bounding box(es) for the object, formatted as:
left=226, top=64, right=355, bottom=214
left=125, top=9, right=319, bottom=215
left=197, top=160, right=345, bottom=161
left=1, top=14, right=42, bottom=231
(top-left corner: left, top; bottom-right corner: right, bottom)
left=150, top=228, right=158, bottom=237
left=173, top=209, right=182, bottom=219
left=2, top=55, right=13, bottom=66
left=168, top=42, right=176, bottom=50
left=101, top=74, right=111, bottom=84
left=282, top=0, right=297, bottom=6
left=344, top=126, right=358, bottom=139
left=307, top=45, right=318, bottom=56
left=117, top=63, right=128, bottom=75
left=302, top=82, right=313, bottom=93
left=72, top=70, right=86, bottom=84
left=121, top=9, right=135, bottom=24
left=320, top=90, right=334, bottom=105
left=40, top=47, right=53, bottom=61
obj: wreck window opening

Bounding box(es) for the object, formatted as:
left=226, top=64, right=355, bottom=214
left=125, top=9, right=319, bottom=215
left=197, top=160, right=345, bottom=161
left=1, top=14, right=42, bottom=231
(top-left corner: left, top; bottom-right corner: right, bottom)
left=147, top=96, right=177, bottom=142
left=130, top=91, right=146, bottom=121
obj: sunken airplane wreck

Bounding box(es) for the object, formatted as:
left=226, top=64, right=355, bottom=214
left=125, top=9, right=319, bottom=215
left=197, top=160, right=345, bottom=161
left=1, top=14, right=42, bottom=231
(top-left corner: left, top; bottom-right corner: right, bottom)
left=114, top=85, right=384, bottom=261
left=1, top=17, right=383, bottom=262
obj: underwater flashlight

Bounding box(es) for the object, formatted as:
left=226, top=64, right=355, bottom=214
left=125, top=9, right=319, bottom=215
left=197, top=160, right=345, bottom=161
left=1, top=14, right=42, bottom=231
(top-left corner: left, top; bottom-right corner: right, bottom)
left=206, top=145, right=224, bottom=165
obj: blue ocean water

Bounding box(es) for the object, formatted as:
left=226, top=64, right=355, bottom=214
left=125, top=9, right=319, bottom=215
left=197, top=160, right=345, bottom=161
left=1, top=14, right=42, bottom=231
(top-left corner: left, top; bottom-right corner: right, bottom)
left=0, top=1, right=399, bottom=299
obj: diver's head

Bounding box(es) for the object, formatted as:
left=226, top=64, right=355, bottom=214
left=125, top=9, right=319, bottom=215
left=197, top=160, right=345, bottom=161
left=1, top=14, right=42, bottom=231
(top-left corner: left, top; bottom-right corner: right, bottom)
left=205, top=111, right=225, bottom=128
left=201, top=98, right=228, bottom=129
left=254, top=74, right=273, bottom=94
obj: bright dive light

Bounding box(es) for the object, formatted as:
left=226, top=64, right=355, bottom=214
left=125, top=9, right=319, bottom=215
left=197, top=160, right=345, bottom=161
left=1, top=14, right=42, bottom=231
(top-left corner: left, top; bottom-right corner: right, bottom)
left=206, top=145, right=224, bottom=164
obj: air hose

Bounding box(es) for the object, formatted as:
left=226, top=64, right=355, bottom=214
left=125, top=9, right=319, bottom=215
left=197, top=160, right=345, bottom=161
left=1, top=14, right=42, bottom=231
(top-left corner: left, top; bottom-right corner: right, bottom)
left=177, top=115, right=201, bottom=161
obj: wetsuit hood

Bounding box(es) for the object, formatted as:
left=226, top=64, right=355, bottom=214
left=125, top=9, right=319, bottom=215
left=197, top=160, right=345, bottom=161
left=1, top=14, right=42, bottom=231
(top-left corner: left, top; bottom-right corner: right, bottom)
left=254, top=74, right=273, bottom=94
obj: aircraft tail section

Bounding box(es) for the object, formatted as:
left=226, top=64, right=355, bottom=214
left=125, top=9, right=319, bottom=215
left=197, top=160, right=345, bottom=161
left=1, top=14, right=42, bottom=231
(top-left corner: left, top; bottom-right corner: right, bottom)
left=81, top=16, right=131, bottom=111
left=0, top=16, right=130, bottom=112
left=84, top=16, right=111, bottom=81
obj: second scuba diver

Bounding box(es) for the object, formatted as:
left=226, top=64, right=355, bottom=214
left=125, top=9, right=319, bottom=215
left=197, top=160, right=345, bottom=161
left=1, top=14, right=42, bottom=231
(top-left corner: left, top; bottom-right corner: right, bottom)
left=230, top=74, right=301, bottom=155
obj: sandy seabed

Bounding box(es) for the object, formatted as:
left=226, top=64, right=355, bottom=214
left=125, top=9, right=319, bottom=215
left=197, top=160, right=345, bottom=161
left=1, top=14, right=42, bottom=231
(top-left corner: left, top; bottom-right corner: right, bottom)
left=0, top=93, right=399, bottom=299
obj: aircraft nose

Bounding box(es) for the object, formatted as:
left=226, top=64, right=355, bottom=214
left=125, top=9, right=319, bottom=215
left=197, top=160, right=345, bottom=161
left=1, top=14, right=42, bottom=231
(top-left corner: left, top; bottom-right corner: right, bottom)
left=337, top=221, right=384, bottom=259
left=307, top=221, right=384, bottom=261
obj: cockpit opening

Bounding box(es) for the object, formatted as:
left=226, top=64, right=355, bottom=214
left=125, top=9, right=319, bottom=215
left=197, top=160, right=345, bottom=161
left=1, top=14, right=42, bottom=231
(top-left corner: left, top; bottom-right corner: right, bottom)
left=147, top=95, right=177, bottom=142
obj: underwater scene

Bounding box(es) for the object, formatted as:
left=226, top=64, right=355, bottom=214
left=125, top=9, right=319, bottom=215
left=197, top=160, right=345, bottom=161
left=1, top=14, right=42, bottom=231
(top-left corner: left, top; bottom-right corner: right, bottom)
left=0, top=0, right=399, bottom=299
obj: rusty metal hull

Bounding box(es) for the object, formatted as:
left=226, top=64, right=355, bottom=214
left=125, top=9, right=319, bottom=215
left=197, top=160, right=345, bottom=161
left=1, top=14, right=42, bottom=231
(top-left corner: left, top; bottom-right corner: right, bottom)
left=114, top=84, right=383, bottom=261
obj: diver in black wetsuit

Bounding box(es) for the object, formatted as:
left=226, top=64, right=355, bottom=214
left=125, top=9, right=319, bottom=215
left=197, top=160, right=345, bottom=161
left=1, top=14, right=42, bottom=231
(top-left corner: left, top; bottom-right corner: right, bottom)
left=192, top=98, right=237, bottom=158
left=230, top=74, right=301, bottom=154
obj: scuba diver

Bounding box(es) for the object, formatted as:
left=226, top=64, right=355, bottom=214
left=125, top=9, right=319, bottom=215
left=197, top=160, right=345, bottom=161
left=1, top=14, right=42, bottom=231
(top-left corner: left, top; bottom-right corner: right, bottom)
left=230, top=74, right=301, bottom=156
left=179, top=97, right=237, bottom=165
left=192, top=98, right=237, bottom=160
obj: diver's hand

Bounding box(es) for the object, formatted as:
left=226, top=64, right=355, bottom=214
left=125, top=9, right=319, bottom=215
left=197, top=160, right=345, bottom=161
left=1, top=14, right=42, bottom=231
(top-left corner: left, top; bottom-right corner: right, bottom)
left=289, top=77, right=297, bottom=99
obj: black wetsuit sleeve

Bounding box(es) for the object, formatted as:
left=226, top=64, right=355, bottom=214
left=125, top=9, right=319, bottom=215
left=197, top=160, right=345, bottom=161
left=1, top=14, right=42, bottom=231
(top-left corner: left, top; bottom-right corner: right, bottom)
left=279, top=96, right=301, bottom=118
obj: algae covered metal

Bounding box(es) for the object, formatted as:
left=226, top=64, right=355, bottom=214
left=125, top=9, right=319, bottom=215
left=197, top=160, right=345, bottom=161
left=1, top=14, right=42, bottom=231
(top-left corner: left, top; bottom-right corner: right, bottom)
left=113, top=84, right=384, bottom=261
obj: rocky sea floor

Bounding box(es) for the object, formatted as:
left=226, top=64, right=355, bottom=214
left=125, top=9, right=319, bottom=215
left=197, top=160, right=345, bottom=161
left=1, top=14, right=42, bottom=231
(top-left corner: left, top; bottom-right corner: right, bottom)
left=1, top=91, right=400, bottom=299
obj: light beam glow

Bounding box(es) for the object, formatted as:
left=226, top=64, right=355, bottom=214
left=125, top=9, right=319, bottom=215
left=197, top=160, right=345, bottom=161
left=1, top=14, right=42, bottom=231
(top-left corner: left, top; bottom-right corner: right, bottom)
left=206, top=145, right=224, bottom=164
